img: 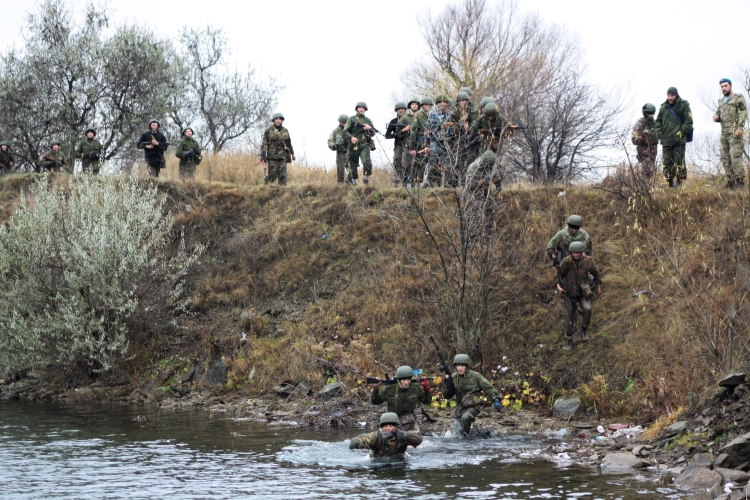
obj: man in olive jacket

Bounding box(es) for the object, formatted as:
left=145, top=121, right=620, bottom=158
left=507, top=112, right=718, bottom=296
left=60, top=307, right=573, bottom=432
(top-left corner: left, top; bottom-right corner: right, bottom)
left=442, top=354, right=501, bottom=435
left=349, top=412, right=423, bottom=457
left=75, top=127, right=102, bottom=175
left=39, top=140, right=69, bottom=173
left=555, top=241, right=602, bottom=350
left=174, top=127, right=202, bottom=180
left=655, top=87, right=693, bottom=188
left=713, top=78, right=747, bottom=188
left=370, top=365, right=431, bottom=431
left=327, top=114, right=349, bottom=183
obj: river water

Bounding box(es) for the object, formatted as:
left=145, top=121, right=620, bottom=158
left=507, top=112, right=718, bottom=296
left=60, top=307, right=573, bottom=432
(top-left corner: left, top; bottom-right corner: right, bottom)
left=0, top=401, right=685, bottom=499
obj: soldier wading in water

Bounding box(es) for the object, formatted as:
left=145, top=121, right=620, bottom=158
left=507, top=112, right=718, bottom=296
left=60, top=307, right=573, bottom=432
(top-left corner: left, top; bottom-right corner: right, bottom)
left=349, top=412, right=423, bottom=457
left=370, top=365, right=432, bottom=432
left=442, top=354, right=501, bottom=436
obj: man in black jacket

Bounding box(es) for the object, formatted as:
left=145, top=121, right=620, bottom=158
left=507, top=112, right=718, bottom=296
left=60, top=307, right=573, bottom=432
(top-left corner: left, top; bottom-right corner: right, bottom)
left=385, top=102, right=407, bottom=186
left=137, top=119, right=169, bottom=177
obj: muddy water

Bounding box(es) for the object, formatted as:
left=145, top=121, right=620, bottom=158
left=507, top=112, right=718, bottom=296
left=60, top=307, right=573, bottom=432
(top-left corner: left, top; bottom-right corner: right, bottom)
left=0, top=401, right=682, bottom=499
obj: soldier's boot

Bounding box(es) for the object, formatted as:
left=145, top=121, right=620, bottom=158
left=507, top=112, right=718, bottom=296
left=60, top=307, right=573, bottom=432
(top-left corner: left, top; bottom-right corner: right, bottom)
left=363, top=175, right=369, bottom=185
left=580, top=327, right=589, bottom=342
left=723, top=178, right=736, bottom=190
left=564, top=336, right=573, bottom=350
left=461, top=416, right=472, bottom=435
left=667, top=178, right=674, bottom=189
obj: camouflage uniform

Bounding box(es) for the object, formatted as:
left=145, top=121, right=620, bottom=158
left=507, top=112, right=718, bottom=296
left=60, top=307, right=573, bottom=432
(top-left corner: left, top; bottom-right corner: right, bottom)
left=348, top=429, right=423, bottom=457
left=442, top=369, right=500, bottom=434
left=631, top=116, right=658, bottom=177
left=261, top=124, right=294, bottom=185
left=0, top=142, right=14, bottom=174
left=469, top=112, right=509, bottom=154
left=328, top=125, right=348, bottom=183
left=546, top=227, right=593, bottom=259
left=425, top=106, right=453, bottom=187
left=716, top=92, right=747, bottom=182
left=174, top=136, right=201, bottom=180
left=343, top=113, right=375, bottom=181
left=385, top=117, right=408, bottom=185
left=39, top=149, right=69, bottom=173
left=75, top=137, right=103, bottom=175
left=555, top=255, right=602, bottom=339
left=371, top=383, right=431, bottom=431
left=449, top=104, right=479, bottom=183
left=408, top=109, right=430, bottom=184
left=654, top=96, right=693, bottom=183
left=398, top=110, right=417, bottom=183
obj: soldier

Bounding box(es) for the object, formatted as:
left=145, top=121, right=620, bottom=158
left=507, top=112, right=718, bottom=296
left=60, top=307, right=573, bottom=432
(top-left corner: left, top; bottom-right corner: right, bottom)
left=39, top=140, right=69, bottom=173
left=654, top=87, right=693, bottom=188
left=477, top=96, right=495, bottom=115
left=398, top=97, right=421, bottom=185
left=174, top=127, right=202, bottom=180
left=348, top=412, right=423, bottom=457
left=327, top=114, right=349, bottom=183
left=260, top=112, right=295, bottom=185
left=554, top=241, right=603, bottom=350
left=75, top=127, right=103, bottom=175
left=713, top=78, right=747, bottom=189
left=546, top=214, right=593, bottom=262
left=631, top=104, right=659, bottom=178
left=448, top=91, right=479, bottom=183
left=370, top=365, right=432, bottom=431
left=470, top=102, right=509, bottom=155
left=343, top=102, right=375, bottom=185
left=137, top=119, right=168, bottom=177
left=408, top=97, right=434, bottom=187
left=385, top=103, right=408, bottom=186
left=425, top=94, right=453, bottom=187
left=463, top=150, right=501, bottom=243
left=0, top=141, right=14, bottom=174
left=442, top=354, right=501, bottom=435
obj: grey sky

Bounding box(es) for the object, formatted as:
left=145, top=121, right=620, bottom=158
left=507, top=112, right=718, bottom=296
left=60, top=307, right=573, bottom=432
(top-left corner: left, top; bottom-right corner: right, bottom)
left=1, top=0, right=747, bottom=167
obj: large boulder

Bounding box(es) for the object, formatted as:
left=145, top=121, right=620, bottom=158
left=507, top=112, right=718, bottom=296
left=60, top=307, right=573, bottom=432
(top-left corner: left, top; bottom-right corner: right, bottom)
left=720, top=432, right=750, bottom=469
left=318, top=381, right=345, bottom=399
left=719, top=372, right=746, bottom=388
left=661, top=420, right=687, bottom=439
left=600, top=452, right=643, bottom=471
left=552, top=398, right=586, bottom=420
left=203, top=361, right=228, bottom=385
left=675, top=467, right=723, bottom=494
left=715, top=467, right=749, bottom=486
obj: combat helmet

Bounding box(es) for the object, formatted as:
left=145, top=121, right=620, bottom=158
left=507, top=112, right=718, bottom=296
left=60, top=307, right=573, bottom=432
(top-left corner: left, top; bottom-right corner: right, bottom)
left=478, top=97, right=495, bottom=109
left=395, top=366, right=413, bottom=379
left=338, top=114, right=349, bottom=123
left=420, top=97, right=434, bottom=106
left=148, top=119, right=160, bottom=127
left=484, top=102, right=498, bottom=117
left=182, top=127, right=194, bottom=136
left=453, top=354, right=471, bottom=366
left=459, top=86, right=474, bottom=96
left=447, top=98, right=454, bottom=107
left=567, top=214, right=583, bottom=228
left=50, top=139, right=61, bottom=147
left=642, top=103, right=656, bottom=116
left=379, top=412, right=400, bottom=427
left=271, top=112, right=285, bottom=121
left=569, top=241, right=586, bottom=253
left=394, top=102, right=407, bottom=111
left=355, top=101, right=368, bottom=111
left=435, top=94, right=449, bottom=104
left=456, top=92, right=470, bottom=102
left=407, top=96, right=421, bottom=107
left=84, top=127, right=96, bottom=136
left=0, top=141, right=10, bottom=147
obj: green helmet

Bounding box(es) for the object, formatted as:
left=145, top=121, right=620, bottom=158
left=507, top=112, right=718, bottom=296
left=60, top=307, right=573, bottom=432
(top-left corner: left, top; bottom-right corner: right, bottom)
left=459, top=86, right=473, bottom=96
left=567, top=214, right=583, bottom=227
left=0, top=141, right=10, bottom=147
left=182, top=127, right=194, bottom=136
left=447, top=98, right=454, bottom=107
left=379, top=412, right=400, bottom=427
left=569, top=241, right=586, bottom=253
left=395, top=366, right=413, bottom=379
left=50, top=139, right=61, bottom=147
left=338, top=114, right=349, bottom=123
left=484, top=102, right=498, bottom=117
left=420, top=97, right=434, bottom=106
left=271, top=112, right=284, bottom=121
left=355, top=101, right=368, bottom=111
left=394, top=102, right=407, bottom=111
left=642, top=103, right=656, bottom=115
left=453, top=354, right=471, bottom=366
left=84, top=127, right=96, bottom=136
left=456, top=92, right=470, bottom=102
left=435, top=94, right=449, bottom=104
left=479, top=97, right=496, bottom=109
left=408, top=96, right=421, bottom=107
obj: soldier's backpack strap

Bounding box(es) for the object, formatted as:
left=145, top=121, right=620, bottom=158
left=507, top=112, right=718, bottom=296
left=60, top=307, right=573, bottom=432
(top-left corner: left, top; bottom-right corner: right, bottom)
left=667, top=107, right=693, bottom=142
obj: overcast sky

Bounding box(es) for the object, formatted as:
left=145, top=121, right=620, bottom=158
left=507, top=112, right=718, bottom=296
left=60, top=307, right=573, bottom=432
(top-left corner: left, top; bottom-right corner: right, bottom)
left=1, top=0, right=747, bottom=167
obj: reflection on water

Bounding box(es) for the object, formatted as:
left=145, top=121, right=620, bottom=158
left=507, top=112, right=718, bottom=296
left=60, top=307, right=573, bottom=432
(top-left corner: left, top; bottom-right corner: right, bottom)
left=0, top=401, right=681, bottom=499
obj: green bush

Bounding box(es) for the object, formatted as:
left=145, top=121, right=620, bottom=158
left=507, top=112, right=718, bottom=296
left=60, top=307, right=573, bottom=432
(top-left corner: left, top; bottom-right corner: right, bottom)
left=0, top=174, right=203, bottom=373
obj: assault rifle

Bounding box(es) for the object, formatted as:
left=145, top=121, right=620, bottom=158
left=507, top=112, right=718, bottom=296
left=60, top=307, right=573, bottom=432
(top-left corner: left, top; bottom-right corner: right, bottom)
left=43, top=155, right=71, bottom=173
left=385, top=122, right=409, bottom=140
left=476, top=125, right=531, bottom=136
left=430, top=335, right=454, bottom=390
left=82, top=151, right=101, bottom=160
left=138, top=141, right=170, bottom=148
left=365, top=376, right=425, bottom=385
left=550, top=253, right=565, bottom=300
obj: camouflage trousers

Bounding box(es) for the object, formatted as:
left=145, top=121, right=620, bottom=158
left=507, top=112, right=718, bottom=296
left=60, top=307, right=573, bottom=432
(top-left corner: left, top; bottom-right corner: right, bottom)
left=348, top=145, right=373, bottom=180
left=636, top=144, right=657, bottom=177
left=81, top=159, right=100, bottom=175
left=408, top=153, right=428, bottom=185
left=266, top=159, right=287, bottom=185
left=720, top=132, right=745, bottom=180
left=564, top=295, right=592, bottom=338
left=662, top=144, right=686, bottom=181
left=179, top=161, right=196, bottom=180
left=425, top=148, right=453, bottom=187
left=335, top=150, right=348, bottom=183
left=393, top=145, right=405, bottom=185
left=453, top=404, right=480, bottom=434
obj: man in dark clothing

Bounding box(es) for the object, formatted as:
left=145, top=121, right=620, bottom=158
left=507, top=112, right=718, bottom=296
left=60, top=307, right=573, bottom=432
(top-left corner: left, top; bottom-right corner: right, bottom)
left=654, top=87, right=693, bottom=188
left=0, top=141, right=14, bottom=174
left=385, top=102, right=408, bottom=186
left=137, top=119, right=169, bottom=177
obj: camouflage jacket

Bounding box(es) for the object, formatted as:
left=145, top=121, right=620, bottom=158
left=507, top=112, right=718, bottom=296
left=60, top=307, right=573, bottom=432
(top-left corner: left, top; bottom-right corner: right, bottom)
left=426, top=107, right=452, bottom=150
left=546, top=227, right=593, bottom=259
left=0, top=148, right=13, bottom=168
left=175, top=137, right=201, bottom=166
left=342, top=113, right=375, bottom=144
left=654, top=97, right=693, bottom=147
left=555, top=255, right=602, bottom=298
left=327, top=125, right=347, bottom=153
left=443, top=369, right=499, bottom=404
left=716, top=92, right=748, bottom=133
left=449, top=105, right=479, bottom=134
left=631, top=116, right=658, bottom=147
left=464, top=150, right=498, bottom=184
left=371, top=383, right=431, bottom=417
left=261, top=125, right=294, bottom=162
left=409, top=109, right=430, bottom=151
left=75, top=138, right=102, bottom=158
left=349, top=430, right=423, bottom=457
left=470, top=113, right=509, bottom=152
left=39, top=150, right=68, bottom=170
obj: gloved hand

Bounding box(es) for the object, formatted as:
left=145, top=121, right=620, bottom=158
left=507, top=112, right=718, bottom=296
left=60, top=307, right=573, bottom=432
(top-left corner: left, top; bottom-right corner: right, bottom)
left=676, top=131, right=683, bottom=140
left=394, top=430, right=407, bottom=442
left=735, top=128, right=744, bottom=138
left=182, top=151, right=192, bottom=158
left=193, top=148, right=201, bottom=155
left=380, top=431, right=393, bottom=441
left=493, top=398, right=502, bottom=411
left=421, top=377, right=431, bottom=394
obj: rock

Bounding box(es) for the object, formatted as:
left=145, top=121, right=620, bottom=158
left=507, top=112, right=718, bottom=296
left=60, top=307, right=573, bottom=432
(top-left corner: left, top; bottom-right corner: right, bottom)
left=691, top=453, right=715, bottom=469
left=552, top=398, right=586, bottom=420
left=601, top=452, right=644, bottom=471
left=146, top=388, right=169, bottom=402
left=714, top=454, right=730, bottom=468
left=632, top=445, right=646, bottom=457
left=613, top=434, right=629, bottom=446
left=273, top=382, right=296, bottom=397
left=178, top=366, right=196, bottom=383
left=71, top=387, right=97, bottom=402
left=719, top=372, right=746, bottom=388
left=715, top=468, right=750, bottom=486
left=204, top=361, right=227, bottom=385
left=675, top=468, right=723, bottom=492
left=158, top=365, right=174, bottom=382
left=291, top=377, right=312, bottom=398
left=574, top=422, right=594, bottom=429
left=319, top=381, right=345, bottom=398
left=684, top=492, right=713, bottom=500
left=720, top=432, right=750, bottom=469
left=661, top=420, right=687, bottom=438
